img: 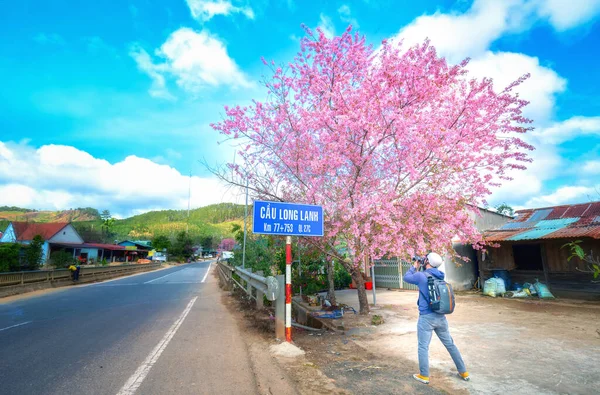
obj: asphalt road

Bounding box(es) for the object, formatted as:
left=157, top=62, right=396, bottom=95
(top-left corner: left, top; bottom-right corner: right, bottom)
left=0, top=261, right=260, bottom=395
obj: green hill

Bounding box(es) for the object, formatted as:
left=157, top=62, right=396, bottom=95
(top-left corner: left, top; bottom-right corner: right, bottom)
left=0, top=203, right=245, bottom=247
left=0, top=207, right=101, bottom=233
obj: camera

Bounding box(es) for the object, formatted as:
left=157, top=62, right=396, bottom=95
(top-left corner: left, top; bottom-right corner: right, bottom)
left=412, top=256, right=428, bottom=271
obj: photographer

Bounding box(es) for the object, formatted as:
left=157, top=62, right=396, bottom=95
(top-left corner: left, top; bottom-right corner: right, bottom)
left=403, top=252, right=469, bottom=385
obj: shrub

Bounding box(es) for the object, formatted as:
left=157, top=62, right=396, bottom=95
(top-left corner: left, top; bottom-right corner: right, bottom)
left=0, top=243, right=21, bottom=272
left=50, top=250, right=77, bottom=269
left=334, top=261, right=352, bottom=289
left=23, top=235, right=44, bottom=271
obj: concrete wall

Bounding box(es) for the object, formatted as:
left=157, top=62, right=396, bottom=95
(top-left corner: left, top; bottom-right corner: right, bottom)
left=439, top=243, right=478, bottom=291
left=48, top=224, right=84, bottom=244
left=469, top=207, right=512, bottom=232
left=440, top=208, right=510, bottom=290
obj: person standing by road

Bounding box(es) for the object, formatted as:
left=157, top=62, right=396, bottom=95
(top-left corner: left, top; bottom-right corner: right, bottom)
left=68, top=264, right=77, bottom=281
left=403, top=252, right=470, bottom=385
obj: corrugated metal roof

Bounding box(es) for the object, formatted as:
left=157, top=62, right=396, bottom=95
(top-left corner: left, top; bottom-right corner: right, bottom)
left=483, top=201, right=600, bottom=241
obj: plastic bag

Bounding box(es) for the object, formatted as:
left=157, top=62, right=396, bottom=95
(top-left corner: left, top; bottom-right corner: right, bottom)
left=506, top=289, right=529, bottom=298
left=533, top=280, right=555, bottom=299
left=494, top=277, right=506, bottom=295
left=483, top=278, right=498, bottom=297
left=524, top=282, right=537, bottom=296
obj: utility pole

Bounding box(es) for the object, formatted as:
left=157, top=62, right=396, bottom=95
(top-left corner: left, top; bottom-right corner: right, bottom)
left=187, top=170, right=191, bottom=234
left=242, top=176, right=248, bottom=268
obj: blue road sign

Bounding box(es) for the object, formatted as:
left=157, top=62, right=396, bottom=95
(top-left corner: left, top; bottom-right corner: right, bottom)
left=252, top=200, right=324, bottom=237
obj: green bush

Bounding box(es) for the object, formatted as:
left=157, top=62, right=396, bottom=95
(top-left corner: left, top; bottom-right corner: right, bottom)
left=23, top=235, right=44, bottom=271
left=334, top=261, right=352, bottom=289
left=50, top=250, right=77, bottom=269
left=0, top=243, right=21, bottom=272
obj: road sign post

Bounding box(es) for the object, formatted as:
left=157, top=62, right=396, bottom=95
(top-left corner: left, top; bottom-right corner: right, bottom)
left=252, top=200, right=324, bottom=342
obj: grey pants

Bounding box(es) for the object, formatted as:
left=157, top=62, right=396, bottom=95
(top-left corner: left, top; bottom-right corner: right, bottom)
left=417, top=313, right=466, bottom=377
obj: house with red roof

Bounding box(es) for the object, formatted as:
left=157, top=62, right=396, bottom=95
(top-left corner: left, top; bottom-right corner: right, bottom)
left=0, top=222, right=138, bottom=265
left=0, top=222, right=83, bottom=263
left=479, top=201, right=600, bottom=298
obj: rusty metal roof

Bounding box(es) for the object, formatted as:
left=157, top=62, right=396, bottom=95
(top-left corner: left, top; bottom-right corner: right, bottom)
left=483, top=201, right=600, bottom=241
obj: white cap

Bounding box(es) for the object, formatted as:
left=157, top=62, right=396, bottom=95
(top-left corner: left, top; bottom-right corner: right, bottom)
left=427, top=252, right=443, bottom=268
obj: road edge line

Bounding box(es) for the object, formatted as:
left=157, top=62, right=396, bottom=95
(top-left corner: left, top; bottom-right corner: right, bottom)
left=116, top=296, right=198, bottom=395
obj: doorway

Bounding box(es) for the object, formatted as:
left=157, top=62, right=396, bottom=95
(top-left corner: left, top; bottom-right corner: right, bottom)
left=512, top=244, right=543, bottom=271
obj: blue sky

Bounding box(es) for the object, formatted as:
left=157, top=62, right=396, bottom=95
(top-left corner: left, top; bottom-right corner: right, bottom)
left=1, top=0, right=599, bottom=217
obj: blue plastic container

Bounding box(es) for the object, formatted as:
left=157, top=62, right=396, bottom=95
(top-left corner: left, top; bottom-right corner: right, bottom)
left=491, top=269, right=512, bottom=292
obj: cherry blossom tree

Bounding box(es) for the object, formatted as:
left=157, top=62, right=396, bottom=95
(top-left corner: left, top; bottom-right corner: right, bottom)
left=211, top=26, right=533, bottom=314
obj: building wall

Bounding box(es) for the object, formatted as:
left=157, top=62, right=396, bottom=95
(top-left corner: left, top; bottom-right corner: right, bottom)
left=48, top=224, right=84, bottom=244
left=441, top=243, right=479, bottom=290
left=469, top=208, right=512, bottom=232
left=0, top=223, right=16, bottom=243
left=42, top=241, right=50, bottom=263
left=440, top=208, right=510, bottom=290
left=477, top=237, right=600, bottom=298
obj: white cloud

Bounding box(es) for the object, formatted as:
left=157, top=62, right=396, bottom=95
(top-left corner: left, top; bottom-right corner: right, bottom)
left=467, top=51, right=566, bottom=123
left=338, top=4, right=359, bottom=29
left=394, top=0, right=600, bottom=64
left=390, top=0, right=600, bottom=210
left=130, top=28, right=252, bottom=98
left=533, top=116, right=600, bottom=144
left=583, top=160, right=600, bottom=174
left=158, top=28, right=252, bottom=91
left=536, top=0, right=600, bottom=30
left=0, top=141, right=238, bottom=218
left=129, top=44, right=175, bottom=100
left=489, top=141, right=562, bottom=203
left=185, top=0, right=254, bottom=22
left=525, top=185, right=600, bottom=208
left=318, top=13, right=335, bottom=38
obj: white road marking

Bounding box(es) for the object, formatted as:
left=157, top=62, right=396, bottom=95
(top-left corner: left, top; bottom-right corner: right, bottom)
left=0, top=321, right=32, bottom=332
left=116, top=297, right=198, bottom=395
left=94, top=283, right=139, bottom=287
left=143, top=269, right=184, bottom=284
left=146, top=281, right=201, bottom=285
left=201, top=263, right=211, bottom=283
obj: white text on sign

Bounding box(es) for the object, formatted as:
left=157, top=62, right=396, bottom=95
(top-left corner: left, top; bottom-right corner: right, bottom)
left=259, top=206, right=319, bottom=222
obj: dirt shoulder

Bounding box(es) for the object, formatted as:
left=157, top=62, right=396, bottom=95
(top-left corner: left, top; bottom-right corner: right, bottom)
left=329, top=289, right=600, bottom=394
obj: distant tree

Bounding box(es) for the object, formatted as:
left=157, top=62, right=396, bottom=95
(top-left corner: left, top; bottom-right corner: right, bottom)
left=199, top=235, right=215, bottom=251
left=495, top=203, right=515, bottom=216
left=102, top=216, right=116, bottom=242
left=170, top=231, right=194, bottom=261
left=100, top=210, right=112, bottom=221
left=152, top=235, right=171, bottom=251
left=219, top=238, right=236, bottom=251
left=24, top=235, right=44, bottom=270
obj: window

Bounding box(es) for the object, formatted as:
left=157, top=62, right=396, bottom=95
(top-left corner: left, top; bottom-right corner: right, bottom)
left=512, top=244, right=543, bottom=271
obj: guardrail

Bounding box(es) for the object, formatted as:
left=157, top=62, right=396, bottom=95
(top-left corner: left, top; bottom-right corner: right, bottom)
left=217, top=261, right=285, bottom=340
left=0, top=264, right=162, bottom=287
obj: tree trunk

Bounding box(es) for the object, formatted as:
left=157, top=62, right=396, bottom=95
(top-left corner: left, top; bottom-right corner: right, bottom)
left=326, top=259, right=337, bottom=306
left=351, top=270, right=370, bottom=315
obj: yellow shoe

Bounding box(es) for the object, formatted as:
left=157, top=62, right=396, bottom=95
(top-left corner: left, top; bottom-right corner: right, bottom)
left=413, top=374, right=429, bottom=384
left=458, top=372, right=470, bottom=381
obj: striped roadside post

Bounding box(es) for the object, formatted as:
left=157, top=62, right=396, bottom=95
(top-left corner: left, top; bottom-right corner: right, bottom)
left=285, top=236, right=292, bottom=342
